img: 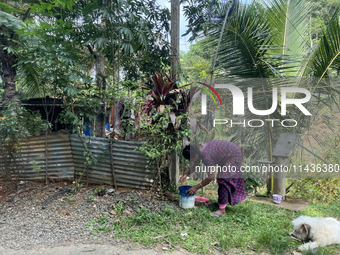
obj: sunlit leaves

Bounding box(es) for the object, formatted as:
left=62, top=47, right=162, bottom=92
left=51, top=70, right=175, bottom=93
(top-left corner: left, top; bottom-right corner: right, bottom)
left=0, top=11, right=25, bottom=31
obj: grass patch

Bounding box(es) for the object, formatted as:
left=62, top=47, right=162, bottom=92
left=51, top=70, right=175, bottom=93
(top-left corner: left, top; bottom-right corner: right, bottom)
left=86, top=184, right=340, bottom=254
left=87, top=200, right=297, bottom=254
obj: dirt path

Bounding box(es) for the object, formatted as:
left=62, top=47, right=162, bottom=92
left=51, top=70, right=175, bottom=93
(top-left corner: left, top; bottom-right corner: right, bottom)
left=0, top=243, right=189, bottom=255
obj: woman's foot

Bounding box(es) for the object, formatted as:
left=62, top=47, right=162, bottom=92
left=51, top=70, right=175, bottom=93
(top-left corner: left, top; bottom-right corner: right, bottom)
left=210, top=209, right=226, bottom=217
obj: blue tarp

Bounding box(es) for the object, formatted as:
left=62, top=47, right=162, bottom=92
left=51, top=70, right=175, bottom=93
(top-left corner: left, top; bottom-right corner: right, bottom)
left=83, top=123, right=91, bottom=136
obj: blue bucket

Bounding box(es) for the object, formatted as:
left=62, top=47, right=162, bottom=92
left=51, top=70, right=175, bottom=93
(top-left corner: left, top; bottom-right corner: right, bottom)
left=178, top=185, right=195, bottom=209
left=179, top=185, right=192, bottom=196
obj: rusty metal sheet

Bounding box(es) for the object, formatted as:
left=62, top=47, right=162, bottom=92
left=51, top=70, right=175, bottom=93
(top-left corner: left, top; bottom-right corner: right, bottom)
left=69, top=134, right=156, bottom=189
left=1, top=133, right=156, bottom=189
left=0, top=132, right=74, bottom=180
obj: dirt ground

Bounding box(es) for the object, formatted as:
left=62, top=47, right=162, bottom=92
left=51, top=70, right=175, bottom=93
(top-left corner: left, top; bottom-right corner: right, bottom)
left=0, top=243, right=190, bottom=255
left=0, top=179, right=308, bottom=255
left=0, top=179, right=193, bottom=254
left=249, top=196, right=309, bottom=211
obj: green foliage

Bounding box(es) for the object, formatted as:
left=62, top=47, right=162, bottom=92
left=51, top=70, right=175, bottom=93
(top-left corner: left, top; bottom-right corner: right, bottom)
left=138, top=110, right=190, bottom=185
left=289, top=178, right=340, bottom=204
left=86, top=213, right=112, bottom=233
left=139, top=112, right=186, bottom=157
left=94, top=186, right=106, bottom=194
left=76, top=182, right=84, bottom=191
left=121, top=80, right=139, bottom=92
left=242, top=172, right=265, bottom=193
left=88, top=195, right=95, bottom=202
left=180, top=41, right=213, bottom=82
left=57, top=110, right=84, bottom=134
left=0, top=10, right=25, bottom=31
left=66, top=193, right=75, bottom=205
left=181, top=0, right=238, bottom=42
left=113, top=201, right=128, bottom=216
left=31, top=160, right=41, bottom=173
left=0, top=104, right=49, bottom=151
left=309, top=0, right=340, bottom=44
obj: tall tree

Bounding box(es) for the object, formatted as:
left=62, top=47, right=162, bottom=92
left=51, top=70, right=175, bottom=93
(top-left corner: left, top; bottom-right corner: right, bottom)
left=14, top=0, right=170, bottom=137
left=0, top=2, right=31, bottom=107
left=71, top=0, right=170, bottom=136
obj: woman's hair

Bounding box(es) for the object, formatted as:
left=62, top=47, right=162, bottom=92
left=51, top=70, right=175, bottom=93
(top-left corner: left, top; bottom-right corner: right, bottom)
left=182, top=144, right=201, bottom=160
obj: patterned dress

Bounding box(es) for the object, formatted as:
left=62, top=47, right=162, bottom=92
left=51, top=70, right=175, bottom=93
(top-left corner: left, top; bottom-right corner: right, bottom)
left=201, top=140, right=247, bottom=206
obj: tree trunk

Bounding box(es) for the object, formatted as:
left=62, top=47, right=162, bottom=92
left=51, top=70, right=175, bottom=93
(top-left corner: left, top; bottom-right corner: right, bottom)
left=94, top=50, right=106, bottom=137
left=169, top=0, right=180, bottom=187
left=170, top=0, right=180, bottom=82
left=1, top=48, right=19, bottom=109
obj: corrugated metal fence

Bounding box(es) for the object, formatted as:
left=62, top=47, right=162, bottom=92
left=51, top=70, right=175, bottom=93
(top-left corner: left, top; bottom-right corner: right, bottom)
left=69, top=134, right=156, bottom=189
left=1, top=133, right=74, bottom=180
left=0, top=133, right=156, bottom=189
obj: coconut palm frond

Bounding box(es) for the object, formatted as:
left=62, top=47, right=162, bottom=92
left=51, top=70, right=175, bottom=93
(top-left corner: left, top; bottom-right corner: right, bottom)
left=301, top=9, right=340, bottom=80
left=263, top=0, right=311, bottom=76
left=18, top=61, right=41, bottom=98
left=204, top=3, right=275, bottom=78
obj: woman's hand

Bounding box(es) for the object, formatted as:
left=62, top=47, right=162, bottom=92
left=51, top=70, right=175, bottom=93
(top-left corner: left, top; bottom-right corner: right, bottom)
left=179, top=173, right=188, bottom=184
left=187, top=185, right=199, bottom=195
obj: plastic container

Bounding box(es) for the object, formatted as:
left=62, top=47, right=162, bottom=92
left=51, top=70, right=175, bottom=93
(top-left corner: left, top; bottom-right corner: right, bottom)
left=273, top=194, right=282, bottom=204
left=195, top=195, right=209, bottom=203
left=178, top=185, right=195, bottom=209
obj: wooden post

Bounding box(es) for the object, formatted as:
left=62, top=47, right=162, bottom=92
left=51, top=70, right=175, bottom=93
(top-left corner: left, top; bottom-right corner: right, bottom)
left=169, top=151, right=179, bottom=186
left=110, top=135, right=117, bottom=189
left=169, top=0, right=180, bottom=186
left=272, top=156, right=287, bottom=197
left=271, top=133, right=300, bottom=197
left=110, top=99, right=117, bottom=189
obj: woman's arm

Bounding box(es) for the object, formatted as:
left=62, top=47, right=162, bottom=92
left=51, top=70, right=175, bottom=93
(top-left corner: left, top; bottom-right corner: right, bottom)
left=180, top=162, right=199, bottom=183
left=187, top=177, right=214, bottom=195
left=187, top=163, right=216, bottom=195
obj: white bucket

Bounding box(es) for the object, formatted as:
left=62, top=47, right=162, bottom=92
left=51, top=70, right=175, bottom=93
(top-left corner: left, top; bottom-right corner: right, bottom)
left=179, top=194, right=195, bottom=209
left=273, top=194, right=282, bottom=204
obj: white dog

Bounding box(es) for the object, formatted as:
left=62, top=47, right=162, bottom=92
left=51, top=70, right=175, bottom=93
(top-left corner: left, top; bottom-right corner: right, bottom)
left=291, top=216, right=340, bottom=251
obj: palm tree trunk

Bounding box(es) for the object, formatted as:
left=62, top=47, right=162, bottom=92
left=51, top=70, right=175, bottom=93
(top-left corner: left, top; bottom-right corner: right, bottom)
left=1, top=48, right=19, bottom=109
left=94, top=50, right=106, bottom=137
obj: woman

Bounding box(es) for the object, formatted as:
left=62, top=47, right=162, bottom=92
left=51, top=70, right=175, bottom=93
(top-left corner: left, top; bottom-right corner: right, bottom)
left=180, top=140, right=247, bottom=217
